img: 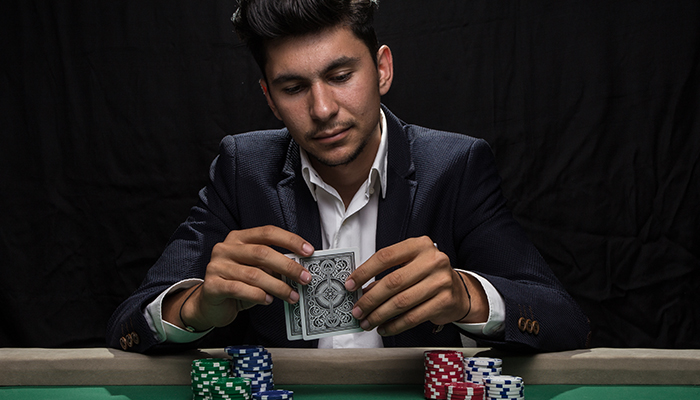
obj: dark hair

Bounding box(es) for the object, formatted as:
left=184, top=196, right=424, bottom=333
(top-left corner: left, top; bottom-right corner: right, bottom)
left=231, top=0, right=380, bottom=76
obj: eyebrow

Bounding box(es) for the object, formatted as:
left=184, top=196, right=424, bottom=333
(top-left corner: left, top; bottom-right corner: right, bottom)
left=271, top=56, right=361, bottom=86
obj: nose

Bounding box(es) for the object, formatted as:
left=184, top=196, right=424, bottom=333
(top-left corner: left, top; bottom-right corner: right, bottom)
left=309, top=82, right=338, bottom=122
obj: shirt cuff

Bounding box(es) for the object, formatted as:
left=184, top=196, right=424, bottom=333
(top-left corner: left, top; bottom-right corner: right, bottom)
left=143, top=278, right=214, bottom=344
left=451, top=270, right=505, bottom=337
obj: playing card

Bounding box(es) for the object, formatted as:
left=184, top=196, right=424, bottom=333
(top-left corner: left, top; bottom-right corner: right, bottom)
left=297, top=248, right=363, bottom=340
left=282, top=274, right=303, bottom=341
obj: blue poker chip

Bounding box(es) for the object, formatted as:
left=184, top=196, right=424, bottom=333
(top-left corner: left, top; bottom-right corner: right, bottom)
left=233, top=362, right=273, bottom=370
left=233, top=357, right=272, bottom=365
left=486, top=388, right=525, bottom=396
left=233, top=352, right=270, bottom=360
left=233, top=352, right=271, bottom=360
left=238, top=371, right=273, bottom=377
left=252, top=389, right=294, bottom=400
left=226, top=345, right=266, bottom=356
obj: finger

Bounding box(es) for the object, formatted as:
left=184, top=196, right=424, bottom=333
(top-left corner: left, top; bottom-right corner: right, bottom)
left=237, top=225, right=315, bottom=258
left=357, top=277, right=435, bottom=331
left=207, top=257, right=300, bottom=304
left=204, top=272, right=275, bottom=306
left=346, top=238, right=421, bottom=292
left=361, top=280, right=380, bottom=293
left=376, top=294, right=452, bottom=336
left=351, top=259, right=430, bottom=320
left=218, top=227, right=314, bottom=285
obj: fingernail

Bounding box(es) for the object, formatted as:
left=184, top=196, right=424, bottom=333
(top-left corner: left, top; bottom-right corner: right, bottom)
left=300, top=270, right=312, bottom=284
left=345, top=278, right=356, bottom=291
left=265, top=294, right=273, bottom=304
left=377, top=327, right=386, bottom=336
left=289, top=290, right=299, bottom=303
left=352, top=306, right=363, bottom=319
left=360, top=320, right=371, bottom=330
left=302, top=243, right=314, bottom=255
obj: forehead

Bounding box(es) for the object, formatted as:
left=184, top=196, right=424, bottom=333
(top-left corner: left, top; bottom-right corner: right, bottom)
left=263, top=26, right=372, bottom=81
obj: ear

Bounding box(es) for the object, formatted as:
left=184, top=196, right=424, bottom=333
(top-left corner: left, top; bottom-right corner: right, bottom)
left=259, top=79, right=282, bottom=121
left=376, top=45, right=394, bottom=96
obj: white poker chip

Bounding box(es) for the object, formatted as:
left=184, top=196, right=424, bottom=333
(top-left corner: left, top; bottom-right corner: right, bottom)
left=464, top=357, right=502, bottom=367
left=483, top=375, right=523, bottom=385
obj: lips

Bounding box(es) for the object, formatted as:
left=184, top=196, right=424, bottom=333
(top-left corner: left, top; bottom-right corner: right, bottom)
left=314, top=125, right=351, bottom=143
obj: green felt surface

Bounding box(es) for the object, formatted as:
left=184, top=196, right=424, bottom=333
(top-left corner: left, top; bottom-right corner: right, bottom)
left=0, top=385, right=698, bottom=399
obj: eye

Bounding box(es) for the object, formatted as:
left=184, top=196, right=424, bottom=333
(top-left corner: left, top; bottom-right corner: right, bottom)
left=330, top=72, right=352, bottom=83
left=282, top=84, right=304, bottom=95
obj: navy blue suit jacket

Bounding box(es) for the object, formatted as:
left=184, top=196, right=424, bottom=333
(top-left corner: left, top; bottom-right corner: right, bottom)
left=107, top=106, right=589, bottom=353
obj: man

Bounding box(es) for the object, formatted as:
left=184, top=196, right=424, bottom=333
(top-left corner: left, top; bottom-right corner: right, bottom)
left=107, top=0, right=589, bottom=352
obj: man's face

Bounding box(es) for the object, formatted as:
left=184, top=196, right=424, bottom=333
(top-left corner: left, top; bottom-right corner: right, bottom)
left=261, top=26, right=393, bottom=169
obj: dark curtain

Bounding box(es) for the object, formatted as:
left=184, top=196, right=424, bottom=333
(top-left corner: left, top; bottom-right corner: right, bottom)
left=1, top=0, right=698, bottom=348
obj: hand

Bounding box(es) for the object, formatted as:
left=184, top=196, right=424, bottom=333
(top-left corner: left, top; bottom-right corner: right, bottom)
left=164, top=225, right=314, bottom=331
left=344, top=236, right=488, bottom=336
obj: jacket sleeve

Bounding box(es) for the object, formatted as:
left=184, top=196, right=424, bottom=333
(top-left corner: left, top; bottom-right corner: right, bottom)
left=452, top=139, right=590, bottom=352
left=106, top=136, right=242, bottom=353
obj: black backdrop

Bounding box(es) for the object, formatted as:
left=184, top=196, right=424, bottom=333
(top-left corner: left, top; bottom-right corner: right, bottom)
left=2, top=0, right=699, bottom=349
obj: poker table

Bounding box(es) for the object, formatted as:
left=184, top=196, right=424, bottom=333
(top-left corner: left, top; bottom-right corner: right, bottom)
left=1, top=347, right=699, bottom=399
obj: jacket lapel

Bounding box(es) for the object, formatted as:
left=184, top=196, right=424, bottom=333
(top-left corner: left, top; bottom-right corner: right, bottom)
left=376, top=106, right=417, bottom=278
left=277, top=137, right=323, bottom=250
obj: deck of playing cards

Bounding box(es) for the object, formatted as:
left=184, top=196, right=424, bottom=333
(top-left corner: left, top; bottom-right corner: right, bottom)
left=283, top=248, right=363, bottom=341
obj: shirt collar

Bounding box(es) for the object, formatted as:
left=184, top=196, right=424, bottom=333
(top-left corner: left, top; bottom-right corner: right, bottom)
left=300, top=109, right=389, bottom=201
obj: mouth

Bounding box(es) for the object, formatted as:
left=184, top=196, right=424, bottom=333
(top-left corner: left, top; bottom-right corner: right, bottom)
left=314, top=125, right=351, bottom=143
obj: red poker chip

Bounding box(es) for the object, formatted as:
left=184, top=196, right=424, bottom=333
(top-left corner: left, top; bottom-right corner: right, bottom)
left=426, top=380, right=461, bottom=386
left=425, top=357, right=464, bottom=368
left=426, top=379, right=461, bottom=384
left=450, top=387, right=484, bottom=391
left=448, top=382, right=483, bottom=388
left=426, top=369, right=462, bottom=376
left=423, top=361, right=464, bottom=371
left=449, top=387, right=485, bottom=394
left=424, top=350, right=463, bottom=356
left=425, top=382, right=449, bottom=389
left=425, top=375, right=462, bottom=382
left=425, top=358, right=463, bottom=364
left=424, top=352, right=464, bottom=362
left=425, top=362, right=463, bottom=369
left=425, top=353, right=464, bottom=360
left=448, top=395, right=481, bottom=400
left=424, top=387, right=446, bottom=397
left=449, top=388, right=485, bottom=396
left=425, top=367, right=463, bottom=374
left=448, top=383, right=483, bottom=390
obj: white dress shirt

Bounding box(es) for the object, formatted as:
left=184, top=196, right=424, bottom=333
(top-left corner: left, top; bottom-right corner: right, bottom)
left=144, top=110, right=505, bottom=345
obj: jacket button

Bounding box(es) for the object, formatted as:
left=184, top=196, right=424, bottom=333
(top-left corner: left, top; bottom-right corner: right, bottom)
left=518, top=317, right=527, bottom=332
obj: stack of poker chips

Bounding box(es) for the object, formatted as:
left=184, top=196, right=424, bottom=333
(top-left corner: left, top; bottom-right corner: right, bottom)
left=423, top=353, right=525, bottom=400
left=225, top=345, right=275, bottom=394
left=424, top=350, right=465, bottom=399
left=190, top=358, right=252, bottom=400
left=209, top=377, right=253, bottom=400
left=445, top=382, right=485, bottom=400
left=252, top=389, right=295, bottom=400
left=482, top=375, right=524, bottom=400
left=463, top=357, right=502, bottom=384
